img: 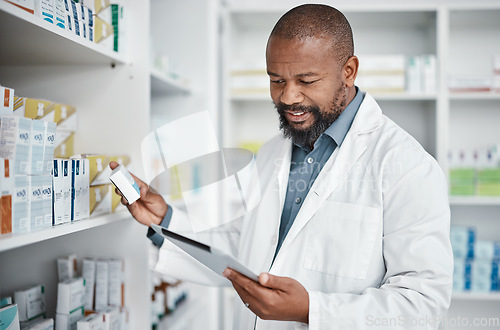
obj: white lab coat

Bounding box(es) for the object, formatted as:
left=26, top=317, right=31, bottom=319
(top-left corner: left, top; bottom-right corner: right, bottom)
left=155, top=93, right=453, bottom=330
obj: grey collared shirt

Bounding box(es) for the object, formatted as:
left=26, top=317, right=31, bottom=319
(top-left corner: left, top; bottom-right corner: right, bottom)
left=273, top=88, right=365, bottom=258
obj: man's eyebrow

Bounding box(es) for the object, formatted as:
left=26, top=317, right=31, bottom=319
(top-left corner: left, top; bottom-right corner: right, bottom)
left=266, top=71, right=318, bottom=78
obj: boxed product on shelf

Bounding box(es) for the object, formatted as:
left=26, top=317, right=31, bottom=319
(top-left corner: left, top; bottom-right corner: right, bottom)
left=34, top=0, right=55, bottom=24
left=421, top=54, right=437, bottom=94
left=0, top=115, right=32, bottom=175
left=29, top=120, right=45, bottom=175
left=1, top=85, right=14, bottom=116
left=119, top=307, right=129, bottom=330
left=19, top=316, right=53, bottom=329
left=76, top=313, right=105, bottom=330
left=474, top=240, right=500, bottom=260
left=230, top=75, right=269, bottom=95
left=13, top=96, right=77, bottom=129
left=40, top=174, right=52, bottom=227
left=449, top=75, right=492, bottom=93
left=57, top=254, right=77, bottom=282
left=81, top=0, right=110, bottom=15
left=107, top=259, right=124, bottom=307
left=94, top=260, right=109, bottom=311
left=93, top=16, right=113, bottom=50
left=356, top=75, right=405, bottom=94
left=54, top=132, right=74, bottom=159
left=0, top=303, right=20, bottom=330
left=52, top=159, right=72, bottom=225
left=98, top=3, right=125, bottom=53
left=54, top=0, right=66, bottom=29
left=71, top=158, right=90, bottom=221
left=0, top=159, right=14, bottom=235
left=28, top=175, right=46, bottom=232
left=101, top=306, right=120, bottom=330
left=0, top=297, right=13, bottom=308
left=89, top=184, right=112, bottom=217
left=358, top=54, right=406, bottom=75
left=82, top=258, right=96, bottom=311
left=43, top=122, right=56, bottom=174
left=13, top=285, right=46, bottom=322
left=13, top=175, right=29, bottom=233
left=450, top=226, right=475, bottom=259
left=56, top=307, right=84, bottom=330
left=5, top=0, right=35, bottom=14
left=56, top=277, right=86, bottom=315
left=452, top=258, right=471, bottom=292
left=73, top=154, right=130, bottom=187
left=470, top=259, right=499, bottom=292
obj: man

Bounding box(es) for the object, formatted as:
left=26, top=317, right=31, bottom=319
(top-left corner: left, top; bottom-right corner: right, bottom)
left=111, top=4, right=453, bottom=329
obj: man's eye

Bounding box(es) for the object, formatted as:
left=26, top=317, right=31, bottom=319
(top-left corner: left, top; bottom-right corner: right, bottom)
left=270, top=79, right=284, bottom=84
left=300, top=80, right=316, bottom=85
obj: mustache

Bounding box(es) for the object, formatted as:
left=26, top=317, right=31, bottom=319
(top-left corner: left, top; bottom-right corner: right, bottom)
left=275, top=102, right=321, bottom=115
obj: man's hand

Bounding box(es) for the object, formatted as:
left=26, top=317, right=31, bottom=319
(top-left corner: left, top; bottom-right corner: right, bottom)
left=223, top=268, right=309, bottom=324
left=109, top=161, right=167, bottom=227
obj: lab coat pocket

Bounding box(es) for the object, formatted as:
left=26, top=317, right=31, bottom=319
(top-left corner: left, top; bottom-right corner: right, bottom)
left=303, top=201, right=381, bottom=280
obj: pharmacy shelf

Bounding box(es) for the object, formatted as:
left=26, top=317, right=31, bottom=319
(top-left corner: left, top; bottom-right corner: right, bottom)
left=449, top=92, right=500, bottom=100
left=158, top=290, right=208, bottom=330
left=452, top=292, right=500, bottom=301
left=449, top=196, right=500, bottom=206
left=0, top=1, right=127, bottom=65
left=0, top=211, right=132, bottom=253
left=230, top=93, right=437, bottom=102
left=150, top=68, right=191, bottom=95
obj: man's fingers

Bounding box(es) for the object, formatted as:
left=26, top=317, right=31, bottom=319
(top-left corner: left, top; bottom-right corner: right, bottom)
left=259, top=272, right=292, bottom=291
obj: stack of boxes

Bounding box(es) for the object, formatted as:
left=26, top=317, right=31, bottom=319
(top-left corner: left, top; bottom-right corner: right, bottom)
left=357, top=55, right=406, bottom=94
left=449, top=54, right=500, bottom=93
left=449, top=146, right=500, bottom=196
left=229, top=60, right=268, bottom=96
left=494, top=54, right=500, bottom=93
left=451, top=226, right=500, bottom=293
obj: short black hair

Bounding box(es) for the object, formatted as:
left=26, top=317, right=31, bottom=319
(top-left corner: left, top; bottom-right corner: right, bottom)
left=269, top=4, right=354, bottom=65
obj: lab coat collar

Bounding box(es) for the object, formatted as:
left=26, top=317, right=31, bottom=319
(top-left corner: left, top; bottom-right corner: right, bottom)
left=273, top=92, right=383, bottom=264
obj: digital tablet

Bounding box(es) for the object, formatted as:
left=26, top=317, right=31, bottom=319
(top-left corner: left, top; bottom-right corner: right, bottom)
left=151, top=224, right=259, bottom=282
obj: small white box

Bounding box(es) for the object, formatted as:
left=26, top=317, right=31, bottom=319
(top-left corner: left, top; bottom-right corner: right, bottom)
left=13, top=285, right=46, bottom=322
left=0, top=303, right=20, bottom=330
left=422, top=54, right=437, bottom=94
left=80, top=159, right=90, bottom=220
left=95, top=260, right=109, bottom=311
left=471, top=260, right=494, bottom=292
left=56, top=277, right=85, bottom=315
left=82, top=259, right=96, bottom=311
left=1, top=86, right=14, bottom=116
left=54, top=0, right=65, bottom=29
left=29, top=120, right=45, bottom=175
left=119, top=307, right=129, bottom=330
left=56, top=308, right=84, bottom=330
left=28, top=175, right=45, bottom=231
left=102, top=306, right=120, bottom=330
left=109, top=165, right=140, bottom=204
left=474, top=240, right=500, bottom=260
left=450, top=226, right=475, bottom=259
left=52, top=159, right=71, bottom=225
left=42, top=122, right=56, bottom=174
left=13, top=175, right=29, bottom=233
left=76, top=313, right=105, bottom=330
left=40, top=174, right=53, bottom=227
left=107, top=259, right=123, bottom=307
left=6, top=0, right=35, bottom=14
left=21, top=317, right=54, bottom=329
left=57, top=254, right=77, bottom=282
left=34, top=0, right=55, bottom=24
left=0, top=115, right=32, bottom=175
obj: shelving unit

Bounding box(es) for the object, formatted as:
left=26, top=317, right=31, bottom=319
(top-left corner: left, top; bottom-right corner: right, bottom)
left=0, top=0, right=151, bottom=327
left=150, top=68, right=191, bottom=96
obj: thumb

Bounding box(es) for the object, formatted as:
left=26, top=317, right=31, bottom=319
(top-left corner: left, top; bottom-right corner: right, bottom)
left=259, top=273, right=290, bottom=290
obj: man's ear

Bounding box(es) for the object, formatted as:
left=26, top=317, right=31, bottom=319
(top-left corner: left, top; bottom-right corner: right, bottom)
left=343, top=56, right=359, bottom=88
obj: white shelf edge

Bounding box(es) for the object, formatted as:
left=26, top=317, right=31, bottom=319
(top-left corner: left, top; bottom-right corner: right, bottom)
left=150, top=68, right=191, bottom=95
left=0, top=1, right=128, bottom=64
left=449, top=196, right=500, bottom=206
left=0, top=211, right=132, bottom=253
left=452, top=292, right=500, bottom=301
left=449, top=92, right=500, bottom=100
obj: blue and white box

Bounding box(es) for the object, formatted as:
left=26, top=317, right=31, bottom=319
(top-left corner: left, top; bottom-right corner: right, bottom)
left=0, top=303, right=20, bottom=330
left=42, top=121, right=56, bottom=174
left=450, top=226, right=475, bottom=259
left=12, top=175, right=29, bottom=233
left=0, top=116, right=32, bottom=176
left=34, top=0, right=55, bottom=24
left=28, top=175, right=44, bottom=231
left=41, top=174, right=53, bottom=227
left=29, top=120, right=45, bottom=175
left=109, top=165, right=140, bottom=204
left=13, top=285, right=45, bottom=322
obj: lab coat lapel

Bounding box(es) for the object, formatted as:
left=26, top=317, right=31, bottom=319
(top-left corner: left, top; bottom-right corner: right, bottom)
left=274, top=93, right=383, bottom=258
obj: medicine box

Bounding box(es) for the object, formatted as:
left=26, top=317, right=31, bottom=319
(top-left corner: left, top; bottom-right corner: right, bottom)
left=54, top=0, right=65, bottom=29
left=109, top=165, right=140, bottom=204
left=34, top=0, right=55, bottom=24
left=89, top=184, right=112, bottom=217
left=0, top=115, right=32, bottom=175
left=28, top=175, right=45, bottom=232
left=56, top=277, right=86, bottom=314
left=41, top=174, right=53, bottom=227
left=13, top=285, right=46, bottom=322
left=82, top=0, right=110, bottom=14
left=82, top=258, right=96, bottom=311
left=450, top=226, right=475, bottom=258
left=94, top=260, right=109, bottom=311
left=43, top=122, right=56, bottom=174
left=13, top=175, right=29, bottom=234
left=5, top=0, right=35, bottom=14
left=57, top=254, right=77, bottom=282
left=102, top=306, right=120, bottom=330
left=20, top=317, right=54, bottom=329
left=76, top=313, right=105, bottom=330
left=54, top=131, right=74, bottom=159
left=56, top=307, right=84, bottom=330
left=0, top=303, right=20, bottom=330
left=93, top=15, right=113, bottom=44
left=52, top=159, right=71, bottom=225
left=107, top=259, right=124, bottom=307
left=29, top=120, right=45, bottom=175
left=1, top=86, right=14, bottom=116
left=0, top=159, right=14, bottom=235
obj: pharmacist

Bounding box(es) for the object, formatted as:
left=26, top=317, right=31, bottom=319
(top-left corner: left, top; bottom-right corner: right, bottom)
left=111, top=4, right=453, bottom=329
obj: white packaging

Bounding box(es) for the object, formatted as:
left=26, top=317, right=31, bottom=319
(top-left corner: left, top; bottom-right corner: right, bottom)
left=101, top=306, right=120, bottom=330
left=65, top=13, right=73, bottom=33
left=64, top=160, right=73, bottom=223
left=82, top=259, right=96, bottom=311
left=56, top=277, right=86, bottom=315
left=470, top=260, right=494, bottom=292
left=358, top=54, right=406, bottom=74
left=0, top=159, right=14, bottom=235
left=109, top=165, right=140, bottom=204
left=94, top=261, right=109, bottom=311
left=13, top=285, right=46, bottom=322
left=5, top=0, right=35, bottom=14
left=422, top=54, right=437, bottom=94
left=54, top=0, right=65, bottom=29
left=356, top=75, right=406, bottom=92
left=57, top=254, right=77, bottom=282
left=52, top=159, right=69, bottom=225
left=107, top=259, right=123, bottom=307
left=13, top=175, right=29, bottom=233
left=42, top=122, right=56, bottom=175
left=76, top=313, right=105, bottom=330
left=450, top=226, right=475, bottom=259
left=493, top=54, right=500, bottom=75
left=474, top=240, right=500, bottom=260
left=406, top=55, right=422, bottom=94
left=56, top=308, right=84, bottom=330
left=449, top=76, right=492, bottom=93
left=80, top=159, right=90, bottom=220
left=452, top=258, right=466, bottom=292
left=71, top=159, right=80, bottom=222
left=28, top=175, right=44, bottom=231
left=34, top=0, right=55, bottom=24
left=0, top=115, right=32, bottom=175
left=0, top=303, right=20, bottom=330
left=119, top=307, right=129, bottom=330
left=81, top=0, right=109, bottom=14
left=29, top=120, right=45, bottom=175
left=21, top=317, right=54, bottom=329
left=1, top=86, right=14, bottom=116
left=40, top=174, right=53, bottom=227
